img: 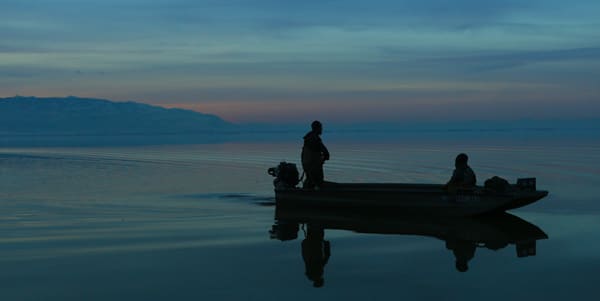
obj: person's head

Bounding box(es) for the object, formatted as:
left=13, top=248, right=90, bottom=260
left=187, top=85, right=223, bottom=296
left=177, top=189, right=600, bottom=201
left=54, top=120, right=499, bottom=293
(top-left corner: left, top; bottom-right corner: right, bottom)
left=456, top=260, right=469, bottom=272
left=311, top=120, right=323, bottom=134
left=313, top=277, right=324, bottom=288
left=455, top=153, right=469, bottom=168
left=306, top=272, right=325, bottom=287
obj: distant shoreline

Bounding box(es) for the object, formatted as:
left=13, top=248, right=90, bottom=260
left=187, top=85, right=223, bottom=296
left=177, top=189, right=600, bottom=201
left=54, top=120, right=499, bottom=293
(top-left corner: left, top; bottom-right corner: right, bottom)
left=2, top=127, right=598, bottom=148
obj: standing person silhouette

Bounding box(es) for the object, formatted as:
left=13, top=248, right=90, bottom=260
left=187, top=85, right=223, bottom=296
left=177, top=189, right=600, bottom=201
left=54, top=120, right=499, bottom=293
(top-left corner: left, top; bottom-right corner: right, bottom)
left=302, top=224, right=330, bottom=287
left=301, top=121, right=330, bottom=190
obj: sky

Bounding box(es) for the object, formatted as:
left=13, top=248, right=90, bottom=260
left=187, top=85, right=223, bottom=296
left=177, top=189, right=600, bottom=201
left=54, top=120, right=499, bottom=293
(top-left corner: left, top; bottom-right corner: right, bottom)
left=1, top=0, right=599, bottom=123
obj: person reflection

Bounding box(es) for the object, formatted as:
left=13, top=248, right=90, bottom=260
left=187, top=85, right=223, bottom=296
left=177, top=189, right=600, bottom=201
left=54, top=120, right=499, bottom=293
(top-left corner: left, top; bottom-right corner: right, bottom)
left=302, top=224, right=330, bottom=287
left=445, top=239, right=476, bottom=272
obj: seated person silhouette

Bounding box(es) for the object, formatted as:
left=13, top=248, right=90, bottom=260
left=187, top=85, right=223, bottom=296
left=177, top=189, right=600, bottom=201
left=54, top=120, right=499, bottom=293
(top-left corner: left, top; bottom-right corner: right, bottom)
left=301, top=121, right=330, bottom=190
left=301, top=224, right=331, bottom=287
left=444, top=153, right=477, bottom=192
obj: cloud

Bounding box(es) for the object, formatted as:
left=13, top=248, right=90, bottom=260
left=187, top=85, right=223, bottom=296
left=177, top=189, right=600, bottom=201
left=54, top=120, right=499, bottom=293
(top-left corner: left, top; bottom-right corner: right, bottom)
left=412, top=47, right=600, bottom=73
left=2, top=0, right=600, bottom=122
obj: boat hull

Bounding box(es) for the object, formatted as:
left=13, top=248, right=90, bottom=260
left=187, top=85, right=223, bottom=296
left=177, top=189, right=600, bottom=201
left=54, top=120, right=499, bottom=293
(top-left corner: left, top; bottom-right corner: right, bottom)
left=274, top=182, right=548, bottom=216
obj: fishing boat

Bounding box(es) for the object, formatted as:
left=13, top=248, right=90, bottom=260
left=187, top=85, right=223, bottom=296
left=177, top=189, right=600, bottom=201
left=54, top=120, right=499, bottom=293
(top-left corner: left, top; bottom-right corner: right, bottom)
left=268, top=162, right=548, bottom=216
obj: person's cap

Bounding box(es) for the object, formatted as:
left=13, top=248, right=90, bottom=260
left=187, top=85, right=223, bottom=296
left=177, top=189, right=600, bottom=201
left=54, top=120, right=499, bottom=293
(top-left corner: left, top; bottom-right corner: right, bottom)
left=455, top=153, right=469, bottom=164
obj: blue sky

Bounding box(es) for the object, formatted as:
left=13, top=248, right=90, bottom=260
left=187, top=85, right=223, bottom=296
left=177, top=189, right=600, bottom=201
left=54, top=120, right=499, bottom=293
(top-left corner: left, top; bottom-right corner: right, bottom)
left=1, top=0, right=599, bottom=123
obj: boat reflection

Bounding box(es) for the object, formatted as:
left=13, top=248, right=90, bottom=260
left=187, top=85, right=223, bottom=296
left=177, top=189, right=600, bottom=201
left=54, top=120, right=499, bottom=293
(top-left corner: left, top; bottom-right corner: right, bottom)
left=269, top=205, right=548, bottom=287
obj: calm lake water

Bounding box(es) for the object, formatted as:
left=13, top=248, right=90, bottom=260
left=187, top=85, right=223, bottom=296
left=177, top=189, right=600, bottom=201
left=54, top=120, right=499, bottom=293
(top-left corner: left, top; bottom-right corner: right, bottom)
left=1, top=136, right=599, bottom=300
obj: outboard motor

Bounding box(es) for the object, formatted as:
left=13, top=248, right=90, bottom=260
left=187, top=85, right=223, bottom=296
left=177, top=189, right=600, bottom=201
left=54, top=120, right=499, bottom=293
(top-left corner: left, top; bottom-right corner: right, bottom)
left=268, top=161, right=300, bottom=189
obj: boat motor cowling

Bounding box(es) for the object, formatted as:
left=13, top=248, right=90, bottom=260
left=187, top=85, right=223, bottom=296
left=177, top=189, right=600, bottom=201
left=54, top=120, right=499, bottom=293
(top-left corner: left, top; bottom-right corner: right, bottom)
left=268, top=162, right=300, bottom=189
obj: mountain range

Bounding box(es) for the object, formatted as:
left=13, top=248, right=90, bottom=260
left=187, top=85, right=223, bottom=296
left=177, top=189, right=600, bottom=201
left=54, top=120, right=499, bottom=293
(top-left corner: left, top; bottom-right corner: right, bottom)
left=0, top=96, right=232, bottom=135
left=1, top=96, right=598, bottom=147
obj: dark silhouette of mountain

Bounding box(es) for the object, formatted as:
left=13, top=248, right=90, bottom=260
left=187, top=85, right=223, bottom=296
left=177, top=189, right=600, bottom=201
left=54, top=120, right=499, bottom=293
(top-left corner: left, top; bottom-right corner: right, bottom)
left=0, top=96, right=232, bottom=135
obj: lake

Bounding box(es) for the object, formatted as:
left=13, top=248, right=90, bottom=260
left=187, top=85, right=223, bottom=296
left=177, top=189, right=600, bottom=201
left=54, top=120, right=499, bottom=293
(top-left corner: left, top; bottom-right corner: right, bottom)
left=1, top=134, right=599, bottom=300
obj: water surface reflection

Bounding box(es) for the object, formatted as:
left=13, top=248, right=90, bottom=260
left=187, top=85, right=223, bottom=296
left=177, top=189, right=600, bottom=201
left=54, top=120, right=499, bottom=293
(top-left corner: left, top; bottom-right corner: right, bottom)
left=270, top=205, right=548, bottom=287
